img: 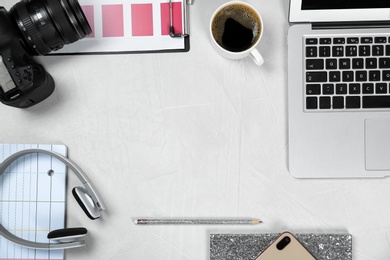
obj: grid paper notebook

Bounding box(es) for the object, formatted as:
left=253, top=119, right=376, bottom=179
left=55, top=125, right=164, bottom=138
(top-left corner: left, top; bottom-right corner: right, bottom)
left=0, top=144, right=67, bottom=260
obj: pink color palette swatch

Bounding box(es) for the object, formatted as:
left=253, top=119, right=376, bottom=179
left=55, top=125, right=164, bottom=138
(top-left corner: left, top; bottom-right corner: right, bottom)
left=102, top=5, right=124, bottom=37
left=81, top=2, right=183, bottom=38
left=131, top=4, right=154, bottom=36
left=160, top=2, right=182, bottom=35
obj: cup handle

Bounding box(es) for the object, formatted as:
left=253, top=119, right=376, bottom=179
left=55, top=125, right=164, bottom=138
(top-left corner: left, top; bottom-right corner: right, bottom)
left=250, top=49, right=264, bottom=66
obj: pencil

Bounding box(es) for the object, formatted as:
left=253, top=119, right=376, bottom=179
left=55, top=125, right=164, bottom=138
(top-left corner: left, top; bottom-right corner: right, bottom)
left=134, top=219, right=262, bottom=225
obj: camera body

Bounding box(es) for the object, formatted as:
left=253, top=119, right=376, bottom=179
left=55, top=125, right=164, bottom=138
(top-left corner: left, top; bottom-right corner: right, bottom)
left=0, top=7, right=54, bottom=108
left=0, top=0, right=91, bottom=108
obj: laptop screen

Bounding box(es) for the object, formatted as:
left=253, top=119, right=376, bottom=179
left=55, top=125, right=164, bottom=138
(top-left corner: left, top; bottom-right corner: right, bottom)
left=290, top=0, right=390, bottom=23
left=302, top=0, right=390, bottom=10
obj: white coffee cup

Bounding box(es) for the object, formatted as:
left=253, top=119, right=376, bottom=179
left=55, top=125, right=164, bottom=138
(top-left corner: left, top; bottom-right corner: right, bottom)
left=209, top=1, right=264, bottom=66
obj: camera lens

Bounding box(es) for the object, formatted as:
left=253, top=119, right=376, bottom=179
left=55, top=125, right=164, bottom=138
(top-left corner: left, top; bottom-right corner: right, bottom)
left=9, top=0, right=91, bottom=55
left=276, top=236, right=291, bottom=250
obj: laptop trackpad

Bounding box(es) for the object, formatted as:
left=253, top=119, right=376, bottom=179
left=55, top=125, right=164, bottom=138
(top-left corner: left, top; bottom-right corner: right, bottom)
left=365, top=119, right=390, bottom=170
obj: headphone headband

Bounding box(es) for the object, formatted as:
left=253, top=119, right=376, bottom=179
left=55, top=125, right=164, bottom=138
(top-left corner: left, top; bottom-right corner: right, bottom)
left=0, top=148, right=106, bottom=250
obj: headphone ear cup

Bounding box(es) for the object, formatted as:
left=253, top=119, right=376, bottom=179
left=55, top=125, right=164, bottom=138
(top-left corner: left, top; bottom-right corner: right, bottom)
left=73, top=187, right=101, bottom=220
left=48, top=227, right=87, bottom=243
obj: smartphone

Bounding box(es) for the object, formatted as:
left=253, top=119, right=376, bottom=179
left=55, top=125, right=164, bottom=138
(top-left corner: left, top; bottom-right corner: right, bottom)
left=255, top=231, right=316, bottom=260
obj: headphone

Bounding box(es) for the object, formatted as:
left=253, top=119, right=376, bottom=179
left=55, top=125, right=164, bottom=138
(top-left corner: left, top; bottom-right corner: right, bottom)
left=0, top=148, right=106, bottom=250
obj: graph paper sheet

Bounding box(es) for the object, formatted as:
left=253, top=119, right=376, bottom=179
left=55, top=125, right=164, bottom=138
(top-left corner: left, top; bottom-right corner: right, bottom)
left=0, top=144, right=67, bottom=260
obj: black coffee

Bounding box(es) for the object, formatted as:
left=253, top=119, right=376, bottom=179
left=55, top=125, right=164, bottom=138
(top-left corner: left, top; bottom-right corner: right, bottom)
left=222, top=18, right=253, bottom=52
left=212, top=3, right=261, bottom=52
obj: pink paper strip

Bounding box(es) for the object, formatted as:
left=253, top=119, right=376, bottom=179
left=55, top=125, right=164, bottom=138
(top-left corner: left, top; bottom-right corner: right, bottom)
left=102, top=5, right=124, bottom=37
left=160, top=2, right=182, bottom=36
left=131, top=4, right=154, bottom=36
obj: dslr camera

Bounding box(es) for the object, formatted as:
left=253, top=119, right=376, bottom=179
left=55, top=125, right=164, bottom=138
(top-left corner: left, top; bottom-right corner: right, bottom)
left=0, top=0, right=91, bottom=108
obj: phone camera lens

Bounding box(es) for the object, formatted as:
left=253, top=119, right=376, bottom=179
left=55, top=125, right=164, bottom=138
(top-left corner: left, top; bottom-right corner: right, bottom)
left=276, top=236, right=291, bottom=250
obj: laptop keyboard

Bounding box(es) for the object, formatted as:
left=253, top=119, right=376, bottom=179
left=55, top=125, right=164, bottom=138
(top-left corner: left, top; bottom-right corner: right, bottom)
left=304, top=35, right=390, bottom=111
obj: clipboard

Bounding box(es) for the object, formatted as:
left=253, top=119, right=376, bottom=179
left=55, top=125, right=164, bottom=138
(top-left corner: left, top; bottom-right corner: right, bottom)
left=54, top=0, right=191, bottom=55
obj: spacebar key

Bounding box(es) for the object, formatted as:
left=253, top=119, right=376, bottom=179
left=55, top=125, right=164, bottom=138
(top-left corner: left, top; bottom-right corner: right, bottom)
left=363, top=96, right=390, bottom=108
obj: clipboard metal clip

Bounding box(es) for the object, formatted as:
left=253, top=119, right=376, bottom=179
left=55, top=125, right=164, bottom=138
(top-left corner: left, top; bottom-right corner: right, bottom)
left=169, top=0, right=189, bottom=38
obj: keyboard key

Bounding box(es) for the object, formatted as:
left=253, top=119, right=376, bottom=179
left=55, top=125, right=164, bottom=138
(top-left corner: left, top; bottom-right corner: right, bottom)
left=379, top=58, right=390, bottom=68
left=306, top=72, right=327, bottom=82
left=346, top=96, right=361, bottom=108
left=347, top=38, right=359, bottom=44
left=334, top=38, right=345, bottom=44
left=323, top=84, right=334, bottom=94
left=306, top=38, right=318, bottom=45
left=386, top=45, right=390, bottom=56
left=352, top=58, right=364, bottom=69
left=306, top=59, right=324, bottom=70
left=363, top=96, right=390, bottom=108
left=349, top=83, right=360, bottom=94
left=320, top=97, right=331, bottom=109
left=356, top=71, right=367, bottom=81
left=320, top=38, right=332, bottom=44
left=326, top=59, right=337, bottom=69
left=363, top=83, right=374, bottom=94
left=383, top=70, right=390, bottom=81
left=375, top=37, right=387, bottom=43
left=362, top=37, right=373, bottom=43
left=369, top=70, right=380, bottom=81
left=306, top=97, right=318, bottom=109
left=333, top=96, right=344, bottom=109
left=329, top=71, right=341, bottom=82
left=342, top=71, right=354, bottom=82
left=336, top=84, right=348, bottom=94
left=346, top=46, right=358, bottom=56
left=319, top=46, right=331, bottom=57
left=332, top=46, right=344, bottom=57
left=306, top=84, right=321, bottom=95
left=359, top=45, right=370, bottom=56
left=373, top=45, right=384, bottom=56
left=339, top=59, right=351, bottom=69
left=306, top=47, right=317, bottom=57
left=366, top=58, right=377, bottom=69
left=376, top=83, right=387, bottom=93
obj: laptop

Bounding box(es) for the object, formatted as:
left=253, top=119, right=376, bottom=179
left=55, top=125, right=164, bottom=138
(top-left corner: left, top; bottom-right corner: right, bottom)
left=288, top=0, right=390, bottom=178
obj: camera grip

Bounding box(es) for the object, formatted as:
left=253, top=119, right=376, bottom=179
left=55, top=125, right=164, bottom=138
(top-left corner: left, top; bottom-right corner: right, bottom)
left=0, top=62, right=55, bottom=108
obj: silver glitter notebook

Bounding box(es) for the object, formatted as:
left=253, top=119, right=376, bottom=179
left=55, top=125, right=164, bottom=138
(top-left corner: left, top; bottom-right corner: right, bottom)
left=210, top=233, right=352, bottom=260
